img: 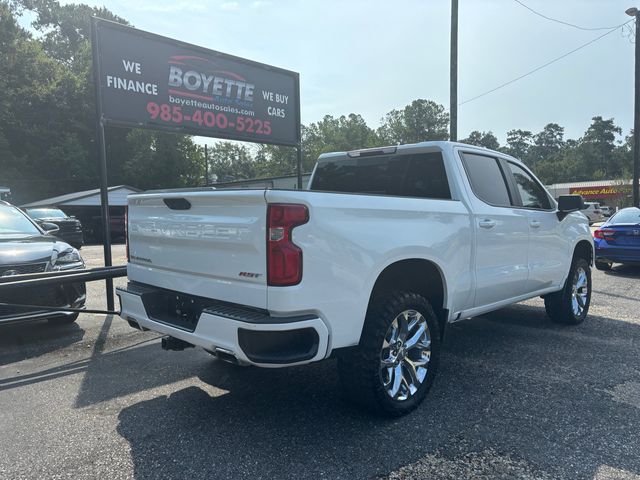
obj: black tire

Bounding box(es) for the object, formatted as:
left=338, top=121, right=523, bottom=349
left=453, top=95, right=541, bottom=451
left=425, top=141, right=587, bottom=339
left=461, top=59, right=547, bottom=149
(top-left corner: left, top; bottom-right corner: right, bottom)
left=338, top=291, right=441, bottom=417
left=544, top=257, right=591, bottom=325
left=595, top=260, right=612, bottom=271
left=48, top=312, right=80, bottom=325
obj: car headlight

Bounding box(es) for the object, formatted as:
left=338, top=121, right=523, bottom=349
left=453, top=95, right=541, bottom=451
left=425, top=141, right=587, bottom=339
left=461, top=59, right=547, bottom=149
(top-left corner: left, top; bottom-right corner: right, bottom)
left=53, top=248, right=84, bottom=270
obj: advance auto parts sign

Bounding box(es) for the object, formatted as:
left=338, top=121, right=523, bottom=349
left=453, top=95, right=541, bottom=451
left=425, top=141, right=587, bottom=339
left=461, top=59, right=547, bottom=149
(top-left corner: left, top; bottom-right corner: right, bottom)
left=94, top=19, right=299, bottom=146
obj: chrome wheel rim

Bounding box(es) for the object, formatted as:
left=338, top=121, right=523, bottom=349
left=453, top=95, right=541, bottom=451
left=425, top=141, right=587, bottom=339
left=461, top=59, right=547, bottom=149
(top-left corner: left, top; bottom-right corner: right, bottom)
left=379, top=309, right=431, bottom=401
left=571, top=267, right=588, bottom=317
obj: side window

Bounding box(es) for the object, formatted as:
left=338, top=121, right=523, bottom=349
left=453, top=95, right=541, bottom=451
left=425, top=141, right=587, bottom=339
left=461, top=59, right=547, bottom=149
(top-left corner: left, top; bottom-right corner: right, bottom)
left=461, top=153, right=511, bottom=207
left=507, top=162, right=551, bottom=210
left=403, top=153, right=451, bottom=199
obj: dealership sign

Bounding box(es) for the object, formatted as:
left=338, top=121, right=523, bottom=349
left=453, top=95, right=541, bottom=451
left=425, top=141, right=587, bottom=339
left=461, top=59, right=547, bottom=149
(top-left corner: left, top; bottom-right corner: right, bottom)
left=93, top=19, right=300, bottom=146
left=570, top=185, right=631, bottom=199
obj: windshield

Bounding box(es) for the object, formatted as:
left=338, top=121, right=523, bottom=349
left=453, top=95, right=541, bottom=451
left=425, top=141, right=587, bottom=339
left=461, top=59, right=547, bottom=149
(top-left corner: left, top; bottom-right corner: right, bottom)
left=0, top=205, right=41, bottom=235
left=609, top=208, right=640, bottom=225
left=26, top=208, right=67, bottom=219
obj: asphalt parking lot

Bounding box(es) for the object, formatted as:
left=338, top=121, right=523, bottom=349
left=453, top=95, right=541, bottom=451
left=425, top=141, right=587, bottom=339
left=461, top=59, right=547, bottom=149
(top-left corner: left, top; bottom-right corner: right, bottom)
left=1, top=244, right=639, bottom=479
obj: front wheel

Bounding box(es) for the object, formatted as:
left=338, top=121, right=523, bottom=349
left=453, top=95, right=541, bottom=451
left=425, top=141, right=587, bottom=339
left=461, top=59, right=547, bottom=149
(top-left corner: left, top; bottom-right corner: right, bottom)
left=595, top=260, right=611, bottom=271
left=338, top=292, right=440, bottom=417
left=544, top=257, right=591, bottom=325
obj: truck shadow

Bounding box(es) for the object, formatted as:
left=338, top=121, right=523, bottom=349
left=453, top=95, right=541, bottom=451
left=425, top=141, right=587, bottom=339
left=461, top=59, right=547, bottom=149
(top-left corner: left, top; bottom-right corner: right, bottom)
left=115, top=304, right=640, bottom=479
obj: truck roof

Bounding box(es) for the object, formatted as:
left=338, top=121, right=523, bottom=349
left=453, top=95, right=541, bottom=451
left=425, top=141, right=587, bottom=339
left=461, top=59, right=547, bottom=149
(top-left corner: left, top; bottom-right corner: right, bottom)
left=317, top=140, right=522, bottom=165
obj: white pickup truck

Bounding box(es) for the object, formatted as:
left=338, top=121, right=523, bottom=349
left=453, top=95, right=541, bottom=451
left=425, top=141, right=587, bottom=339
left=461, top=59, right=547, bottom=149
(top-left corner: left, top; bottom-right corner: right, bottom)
left=117, top=141, right=593, bottom=416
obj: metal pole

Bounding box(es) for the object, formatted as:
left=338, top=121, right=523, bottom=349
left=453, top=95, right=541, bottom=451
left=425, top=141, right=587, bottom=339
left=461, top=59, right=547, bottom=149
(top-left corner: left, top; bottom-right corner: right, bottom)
left=91, top=17, right=114, bottom=310
left=450, top=0, right=458, bottom=142
left=204, top=144, right=209, bottom=186
left=296, top=145, right=303, bottom=189
left=633, top=12, right=640, bottom=207
left=294, top=72, right=302, bottom=189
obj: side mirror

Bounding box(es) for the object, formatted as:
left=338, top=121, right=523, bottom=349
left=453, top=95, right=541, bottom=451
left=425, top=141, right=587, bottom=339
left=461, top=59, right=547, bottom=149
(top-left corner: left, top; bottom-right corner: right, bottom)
left=557, top=195, right=585, bottom=220
left=40, top=222, right=60, bottom=234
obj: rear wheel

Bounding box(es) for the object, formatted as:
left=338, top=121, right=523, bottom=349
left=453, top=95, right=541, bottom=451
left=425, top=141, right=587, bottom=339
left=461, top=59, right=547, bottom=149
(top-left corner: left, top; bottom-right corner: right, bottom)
left=338, top=291, right=440, bottom=417
left=544, top=257, right=591, bottom=325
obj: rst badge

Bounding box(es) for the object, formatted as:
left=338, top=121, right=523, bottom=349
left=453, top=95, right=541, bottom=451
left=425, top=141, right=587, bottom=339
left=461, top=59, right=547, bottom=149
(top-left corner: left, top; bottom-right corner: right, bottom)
left=239, top=272, right=262, bottom=278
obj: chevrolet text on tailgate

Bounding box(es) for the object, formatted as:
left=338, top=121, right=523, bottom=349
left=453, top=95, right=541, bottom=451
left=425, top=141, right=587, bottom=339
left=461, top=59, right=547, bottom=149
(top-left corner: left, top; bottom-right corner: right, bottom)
left=117, top=141, right=594, bottom=417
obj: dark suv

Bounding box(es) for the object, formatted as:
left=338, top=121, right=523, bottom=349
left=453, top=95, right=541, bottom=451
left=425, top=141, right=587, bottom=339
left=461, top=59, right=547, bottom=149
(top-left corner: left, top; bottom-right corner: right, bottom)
left=24, top=207, right=83, bottom=249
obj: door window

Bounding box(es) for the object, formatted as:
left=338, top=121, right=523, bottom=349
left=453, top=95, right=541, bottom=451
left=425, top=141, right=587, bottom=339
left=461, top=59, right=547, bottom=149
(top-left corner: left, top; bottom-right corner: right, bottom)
left=461, top=153, right=511, bottom=207
left=507, top=162, right=552, bottom=210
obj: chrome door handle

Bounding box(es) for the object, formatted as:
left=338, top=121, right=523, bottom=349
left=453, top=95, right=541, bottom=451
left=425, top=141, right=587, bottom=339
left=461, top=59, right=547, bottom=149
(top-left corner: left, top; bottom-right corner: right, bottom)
left=479, top=219, right=496, bottom=229
left=530, top=220, right=541, bottom=228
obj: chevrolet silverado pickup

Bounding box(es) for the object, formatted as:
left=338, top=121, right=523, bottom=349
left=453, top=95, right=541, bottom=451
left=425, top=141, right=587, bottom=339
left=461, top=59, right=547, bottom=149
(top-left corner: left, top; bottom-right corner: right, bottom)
left=117, top=141, right=594, bottom=416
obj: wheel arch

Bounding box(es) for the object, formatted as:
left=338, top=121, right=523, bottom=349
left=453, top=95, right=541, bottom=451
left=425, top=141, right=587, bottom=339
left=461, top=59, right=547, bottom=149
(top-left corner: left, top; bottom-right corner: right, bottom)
left=365, top=258, right=448, bottom=338
left=573, top=239, right=594, bottom=265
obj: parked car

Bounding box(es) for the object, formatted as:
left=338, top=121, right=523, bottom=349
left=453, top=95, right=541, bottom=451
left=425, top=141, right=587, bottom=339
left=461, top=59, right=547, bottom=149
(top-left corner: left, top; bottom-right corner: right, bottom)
left=600, top=205, right=614, bottom=217
left=582, top=202, right=605, bottom=225
left=117, top=141, right=593, bottom=417
left=0, top=201, right=86, bottom=325
left=593, top=207, right=640, bottom=270
left=24, top=207, right=83, bottom=249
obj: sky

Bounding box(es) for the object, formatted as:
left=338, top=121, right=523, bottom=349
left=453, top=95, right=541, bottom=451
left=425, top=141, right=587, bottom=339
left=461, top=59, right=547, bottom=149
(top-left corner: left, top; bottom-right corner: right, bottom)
left=55, top=0, right=639, bottom=144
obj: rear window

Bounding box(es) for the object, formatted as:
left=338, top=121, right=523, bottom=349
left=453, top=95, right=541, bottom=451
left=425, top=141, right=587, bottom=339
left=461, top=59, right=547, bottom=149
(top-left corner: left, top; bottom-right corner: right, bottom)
left=310, top=152, right=451, bottom=199
left=609, top=208, right=640, bottom=224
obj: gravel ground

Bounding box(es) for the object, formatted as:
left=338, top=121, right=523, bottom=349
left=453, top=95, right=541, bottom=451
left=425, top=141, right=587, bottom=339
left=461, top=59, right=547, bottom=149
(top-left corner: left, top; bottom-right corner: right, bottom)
left=1, top=244, right=639, bottom=479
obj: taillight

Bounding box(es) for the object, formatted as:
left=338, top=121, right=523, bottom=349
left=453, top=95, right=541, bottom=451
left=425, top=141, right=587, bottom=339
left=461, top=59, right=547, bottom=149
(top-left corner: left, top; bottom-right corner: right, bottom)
left=125, top=206, right=129, bottom=262
left=594, top=229, right=614, bottom=240
left=267, top=204, right=309, bottom=286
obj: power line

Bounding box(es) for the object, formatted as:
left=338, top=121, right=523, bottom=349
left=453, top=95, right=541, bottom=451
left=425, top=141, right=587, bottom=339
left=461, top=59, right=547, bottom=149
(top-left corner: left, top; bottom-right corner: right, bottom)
left=459, top=22, right=632, bottom=106
left=513, top=0, right=625, bottom=31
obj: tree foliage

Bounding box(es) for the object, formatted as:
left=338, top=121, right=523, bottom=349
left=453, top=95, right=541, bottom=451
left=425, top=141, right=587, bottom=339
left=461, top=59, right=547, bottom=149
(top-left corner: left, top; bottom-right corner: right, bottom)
left=378, top=99, right=449, bottom=144
left=460, top=130, right=499, bottom=150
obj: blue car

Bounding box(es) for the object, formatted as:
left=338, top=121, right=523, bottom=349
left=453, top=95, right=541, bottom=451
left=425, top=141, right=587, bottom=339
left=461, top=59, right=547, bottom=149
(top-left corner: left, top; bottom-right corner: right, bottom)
left=593, top=207, right=640, bottom=270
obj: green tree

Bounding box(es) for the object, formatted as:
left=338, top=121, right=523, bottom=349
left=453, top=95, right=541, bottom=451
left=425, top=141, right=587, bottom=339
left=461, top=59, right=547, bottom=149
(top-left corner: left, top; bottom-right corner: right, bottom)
left=503, top=129, right=533, bottom=161
left=207, top=142, right=256, bottom=183
left=378, top=99, right=449, bottom=144
left=304, top=114, right=379, bottom=162
left=580, top=116, right=622, bottom=177
left=460, top=130, right=500, bottom=150
left=530, top=123, right=565, bottom=166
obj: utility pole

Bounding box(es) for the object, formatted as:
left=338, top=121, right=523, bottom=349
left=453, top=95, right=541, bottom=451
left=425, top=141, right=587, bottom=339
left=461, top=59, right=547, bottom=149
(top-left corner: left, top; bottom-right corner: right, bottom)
left=628, top=7, right=640, bottom=207
left=450, top=0, right=459, bottom=142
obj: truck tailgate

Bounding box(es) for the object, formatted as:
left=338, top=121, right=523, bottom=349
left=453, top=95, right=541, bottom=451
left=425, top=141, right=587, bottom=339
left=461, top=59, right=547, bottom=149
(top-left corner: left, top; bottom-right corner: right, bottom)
left=127, top=189, right=268, bottom=309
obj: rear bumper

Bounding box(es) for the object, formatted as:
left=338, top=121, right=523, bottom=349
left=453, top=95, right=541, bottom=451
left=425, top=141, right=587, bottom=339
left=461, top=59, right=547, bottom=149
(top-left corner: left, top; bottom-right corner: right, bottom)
left=595, top=247, right=640, bottom=264
left=116, top=283, right=330, bottom=368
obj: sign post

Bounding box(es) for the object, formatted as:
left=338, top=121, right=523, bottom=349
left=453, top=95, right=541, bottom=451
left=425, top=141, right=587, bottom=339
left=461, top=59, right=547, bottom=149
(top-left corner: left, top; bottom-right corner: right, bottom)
left=91, top=17, right=301, bottom=305
left=91, top=17, right=114, bottom=310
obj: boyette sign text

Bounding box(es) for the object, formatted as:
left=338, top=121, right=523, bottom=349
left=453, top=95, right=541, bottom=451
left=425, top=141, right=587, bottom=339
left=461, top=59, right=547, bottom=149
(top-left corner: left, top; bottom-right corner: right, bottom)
left=94, top=19, right=300, bottom=146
